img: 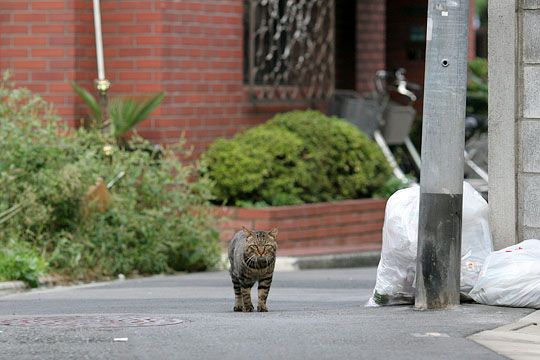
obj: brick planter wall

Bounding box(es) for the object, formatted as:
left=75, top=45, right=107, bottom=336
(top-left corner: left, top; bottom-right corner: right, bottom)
left=217, top=198, right=387, bottom=257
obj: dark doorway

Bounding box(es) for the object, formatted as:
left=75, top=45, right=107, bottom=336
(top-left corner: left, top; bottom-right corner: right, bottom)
left=334, top=0, right=357, bottom=90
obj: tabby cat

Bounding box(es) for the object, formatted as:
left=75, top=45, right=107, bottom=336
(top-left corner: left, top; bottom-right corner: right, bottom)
left=228, top=227, right=278, bottom=312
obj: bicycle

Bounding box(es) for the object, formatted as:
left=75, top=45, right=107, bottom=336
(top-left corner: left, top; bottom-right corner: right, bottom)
left=329, top=68, right=488, bottom=194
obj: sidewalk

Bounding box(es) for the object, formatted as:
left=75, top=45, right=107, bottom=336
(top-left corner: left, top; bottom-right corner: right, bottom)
left=470, top=310, right=540, bottom=360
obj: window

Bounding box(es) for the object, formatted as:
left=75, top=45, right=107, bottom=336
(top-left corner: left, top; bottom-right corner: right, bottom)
left=244, top=0, right=335, bottom=102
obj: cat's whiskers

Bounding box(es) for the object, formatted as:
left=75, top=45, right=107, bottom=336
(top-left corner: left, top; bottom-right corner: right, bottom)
left=246, top=254, right=257, bottom=267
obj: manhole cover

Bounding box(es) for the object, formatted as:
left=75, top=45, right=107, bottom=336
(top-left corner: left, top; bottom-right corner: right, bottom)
left=0, top=314, right=184, bottom=328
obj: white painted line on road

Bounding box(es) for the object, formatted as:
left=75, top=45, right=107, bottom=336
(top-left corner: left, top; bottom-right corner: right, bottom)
left=412, top=332, right=450, bottom=338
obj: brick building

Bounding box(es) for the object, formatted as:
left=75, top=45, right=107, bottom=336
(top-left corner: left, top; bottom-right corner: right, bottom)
left=1, top=0, right=474, bottom=156
left=386, top=0, right=476, bottom=107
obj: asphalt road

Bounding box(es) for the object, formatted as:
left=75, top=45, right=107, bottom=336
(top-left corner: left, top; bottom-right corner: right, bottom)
left=0, top=267, right=533, bottom=360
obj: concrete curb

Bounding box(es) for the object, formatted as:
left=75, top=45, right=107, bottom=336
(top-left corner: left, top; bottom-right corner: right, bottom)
left=2, top=251, right=382, bottom=295
left=0, top=281, right=27, bottom=296
left=221, top=251, right=382, bottom=272
left=275, top=251, right=382, bottom=271
left=0, top=274, right=68, bottom=297
left=293, top=251, right=381, bottom=270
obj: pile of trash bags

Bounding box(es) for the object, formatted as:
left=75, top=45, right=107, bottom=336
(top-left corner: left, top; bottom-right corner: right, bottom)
left=469, top=239, right=540, bottom=308
left=367, top=182, right=540, bottom=309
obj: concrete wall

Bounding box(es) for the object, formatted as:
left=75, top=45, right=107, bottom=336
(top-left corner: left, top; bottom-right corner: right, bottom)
left=489, top=0, right=540, bottom=248
left=488, top=0, right=517, bottom=249
left=519, top=2, right=540, bottom=241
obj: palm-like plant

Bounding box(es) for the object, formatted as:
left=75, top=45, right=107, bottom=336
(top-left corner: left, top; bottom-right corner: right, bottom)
left=72, top=82, right=103, bottom=127
left=71, top=82, right=164, bottom=141
left=108, top=93, right=165, bottom=140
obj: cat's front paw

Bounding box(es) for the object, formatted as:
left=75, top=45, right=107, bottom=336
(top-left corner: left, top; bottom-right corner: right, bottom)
left=257, top=304, right=268, bottom=312
left=243, top=304, right=254, bottom=312
left=233, top=306, right=243, bottom=312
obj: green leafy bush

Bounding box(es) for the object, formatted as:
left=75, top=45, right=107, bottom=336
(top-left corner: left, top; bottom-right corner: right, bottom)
left=475, top=0, right=487, bottom=26
left=373, top=176, right=410, bottom=199
left=202, top=110, right=391, bottom=206
left=0, top=243, right=46, bottom=288
left=0, top=74, right=220, bottom=281
left=467, top=57, right=488, bottom=116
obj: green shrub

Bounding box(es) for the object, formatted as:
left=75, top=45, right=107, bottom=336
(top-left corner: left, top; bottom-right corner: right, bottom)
left=202, top=110, right=391, bottom=206
left=0, top=243, right=46, bottom=288
left=372, top=176, right=410, bottom=199
left=201, top=126, right=309, bottom=206
left=0, top=74, right=220, bottom=281
left=467, top=57, right=488, bottom=116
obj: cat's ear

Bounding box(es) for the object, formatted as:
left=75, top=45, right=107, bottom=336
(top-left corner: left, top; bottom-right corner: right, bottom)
left=268, top=227, right=278, bottom=239
left=242, top=226, right=253, bottom=237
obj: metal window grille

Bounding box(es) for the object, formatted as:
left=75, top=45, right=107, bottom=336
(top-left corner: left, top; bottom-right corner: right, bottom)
left=245, top=0, right=335, bottom=103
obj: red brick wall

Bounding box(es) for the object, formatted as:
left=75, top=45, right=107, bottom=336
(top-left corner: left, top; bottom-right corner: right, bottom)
left=98, top=0, right=320, bottom=155
left=467, top=0, right=476, bottom=58
left=386, top=0, right=477, bottom=105
left=0, top=0, right=95, bottom=126
left=356, top=0, right=386, bottom=95
left=218, top=199, right=386, bottom=256
left=98, top=1, right=165, bottom=144
left=157, top=0, right=253, bottom=152
left=2, top=0, right=388, bottom=156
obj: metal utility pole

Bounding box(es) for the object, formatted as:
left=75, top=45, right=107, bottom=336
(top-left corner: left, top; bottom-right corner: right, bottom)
left=415, top=0, right=469, bottom=310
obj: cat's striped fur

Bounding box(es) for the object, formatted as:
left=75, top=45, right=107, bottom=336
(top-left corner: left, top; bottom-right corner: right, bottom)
left=228, top=227, right=278, bottom=312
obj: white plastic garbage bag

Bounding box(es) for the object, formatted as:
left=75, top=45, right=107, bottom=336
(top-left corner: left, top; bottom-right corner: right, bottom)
left=469, top=239, right=540, bottom=309
left=367, top=182, right=493, bottom=306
